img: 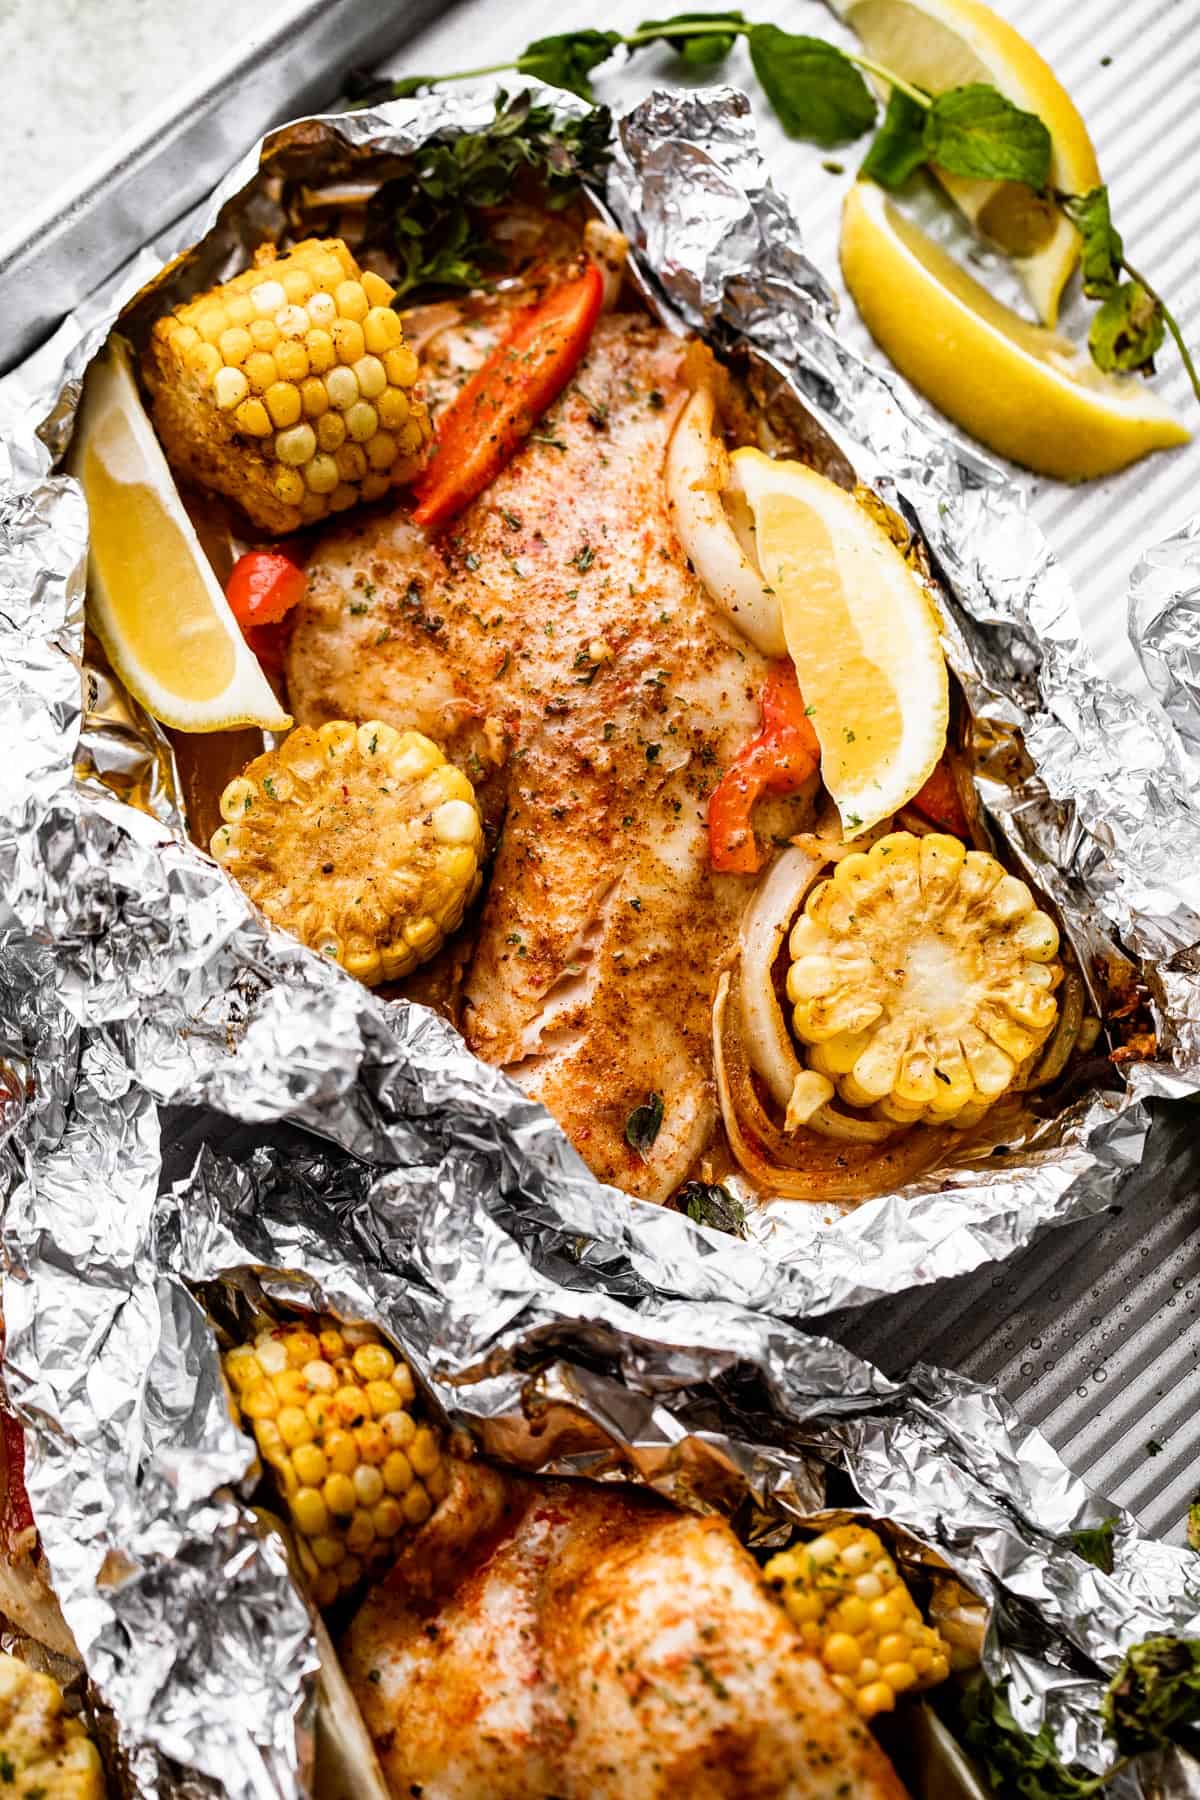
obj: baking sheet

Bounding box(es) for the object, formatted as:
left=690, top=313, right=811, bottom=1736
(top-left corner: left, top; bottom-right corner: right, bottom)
left=4, top=0, right=1198, bottom=1543
left=378, top=0, right=1200, bottom=1541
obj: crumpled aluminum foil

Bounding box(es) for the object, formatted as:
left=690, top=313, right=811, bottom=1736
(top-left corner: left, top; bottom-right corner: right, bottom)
left=3, top=78, right=1200, bottom=1796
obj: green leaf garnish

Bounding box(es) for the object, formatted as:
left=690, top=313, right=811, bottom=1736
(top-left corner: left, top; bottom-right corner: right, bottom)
left=924, top=83, right=1052, bottom=185
left=637, top=10, right=746, bottom=65
left=1061, top=185, right=1124, bottom=298
left=1089, top=279, right=1165, bottom=375
left=678, top=1179, right=746, bottom=1234
left=1069, top=1517, right=1116, bottom=1574
left=517, top=29, right=623, bottom=98
left=1104, top=1636, right=1200, bottom=1754
left=953, top=1673, right=1112, bottom=1798
left=625, top=1092, right=665, bottom=1155
left=748, top=27, right=877, bottom=145
left=860, top=88, right=928, bottom=190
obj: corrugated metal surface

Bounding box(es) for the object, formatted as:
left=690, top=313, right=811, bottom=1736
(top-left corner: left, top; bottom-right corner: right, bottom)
left=383, top=0, right=1200, bottom=1537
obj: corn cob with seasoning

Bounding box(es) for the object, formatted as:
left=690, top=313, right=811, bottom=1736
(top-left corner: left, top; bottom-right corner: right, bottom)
left=210, top=719, right=483, bottom=985
left=0, top=1652, right=105, bottom=1799
left=145, top=238, right=430, bottom=533
left=224, top=1318, right=448, bottom=1609
left=764, top=1524, right=951, bottom=1719
left=787, top=832, right=1062, bottom=1129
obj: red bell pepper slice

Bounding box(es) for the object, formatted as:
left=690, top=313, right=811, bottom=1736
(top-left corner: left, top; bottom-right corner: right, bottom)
left=910, top=756, right=968, bottom=838
left=225, top=550, right=307, bottom=632
left=708, top=662, right=820, bottom=874
left=1, top=1409, right=32, bottom=1541
left=411, top=261, right=605, bottom=531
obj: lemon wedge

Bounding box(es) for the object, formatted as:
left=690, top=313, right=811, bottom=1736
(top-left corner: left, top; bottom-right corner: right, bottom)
left=729, top=446, right=948, bottom=838
left=69, top=341, right=292, bottom=734
left=829, top=0, right=1099, bottom=324
left=840, top=181, right=1189, bottom=479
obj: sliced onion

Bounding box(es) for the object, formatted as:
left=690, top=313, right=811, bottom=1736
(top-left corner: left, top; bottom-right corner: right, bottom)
left=713, top=971, right=947, bottom=1204
left=1027, top=967, right=1085, bottom=1090
left=665, top=388, right=786, bottom=657
left=583, top=219, right=629, bottom=312
left=738, top=845, right=826, bottom=1110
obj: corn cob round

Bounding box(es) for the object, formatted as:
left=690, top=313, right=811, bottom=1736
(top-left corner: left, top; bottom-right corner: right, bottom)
left=764, top=1524, right=951, bottom=1719
left=211, top=719, right=484, bottom=985
left=0, top=1651, right=105, bottom=1799
left=145, top=238, right=430, bottom=533
left=224, top=1318, right=448, bottom=1608
left=787, top=832, right=1062, bottom=1128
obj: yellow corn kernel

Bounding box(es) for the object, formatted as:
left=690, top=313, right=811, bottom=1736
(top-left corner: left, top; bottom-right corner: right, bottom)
left=227, top=293, right=256, bottom=327
left=275, top=340, right=310, bottom=383
left=273, top=467, right=306, bottom=508
left=316, top=412, right=346, bottom=452
left=195, top=304, right=229, bottom=344
left=333, top=318, right=366, bottom=364
left=274, top=1369, right=311, bottom=1408
left=410, top=1427, right=440, bottom=1477
left=275, top=422, right=317, bottom=467
left=335, top=444, right=368, bottom=485
left=251, top=277, right=287, bottom=317
left=225, top=1347, right=262, bottom=1390
left=275, top=304, right=311, bottom=340
left=378, top=386, right=410, bottom=431
left=384, top=345, right=419, bottom=387
left=364, top=307, right=403, bottom=353
left=293, top=1488, right=329, bottom=1537
left=325, top=365, right=358, bottom=411
left=307, top=290, right=338, bottom=330
left=219, top=326, right=254, bottom=367
left=373, top=1498, right=404, bottom=1538
left=361, top=270, right=395, bottom=306
left=403, top=1484, right=433, bottom=1526
left=305, top=453, right=340, bottom=495
left=265, top=382, right=302, bottom=429
left=383, top=1450, right=413, bottom=1494
left=169, top=321, right=201, bottom=353
left=362, top=472, right=392, bottom=502
left=293, top=1442, right=328, bottom=1487
left=234, top=396, right=272, bottom=437
left=335, top=279, right=369, bottom=322
left=248, top=318, right=280, bottom=353
left=325, top=1429, right=357, bottom=1476
left=186, top=341, right=222, bottom=384
left=345, top=400, right=379, bottom=444
left=282, top=266, right=316, bottom=305
left=213, top=366, right=250, bottom=411
left=243, top=350, right=278, bottom=393
left=305, top=328, right=336, bottom=374
left=354, top=354, right=388, bottom=399
left=366, top=430, right=398, bottom=472
left=241, top=1383, right=279, bottom=1420
left=354, top=1465, right=385, bottom=1507
left=278, top=1405, right=313, bottom=1448
left=323, top=1472, right=356, bottom=1517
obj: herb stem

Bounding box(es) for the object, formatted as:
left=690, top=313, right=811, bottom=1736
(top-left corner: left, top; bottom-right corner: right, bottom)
left=1121, top=259, right=1200, bottom=408
left=843, top=50, right=931, bottom=108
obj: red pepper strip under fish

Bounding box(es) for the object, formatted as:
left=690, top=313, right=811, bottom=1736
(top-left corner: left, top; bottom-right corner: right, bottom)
left=910, top=756, right=968, bottom=838
left=410, top=261, right=605, bottom=531
left=226, top=549, right=307, bottom=631
left=1, top=1409, right=32, bottom=1541
left=708, top=663, right=820, bottom=875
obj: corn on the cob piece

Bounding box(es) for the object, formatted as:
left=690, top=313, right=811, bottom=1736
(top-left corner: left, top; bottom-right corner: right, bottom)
left=787, top=831, right=1062, bottom=1128
left=224, top=1318, right=448, bottom=1608
left=0, top=1652, right=105, bottom=1799
left=764, top=1525, right=951, bottom=1719
left=145, top=238, right=430, bottom=533
left=211, top=719, right=483, bottom=985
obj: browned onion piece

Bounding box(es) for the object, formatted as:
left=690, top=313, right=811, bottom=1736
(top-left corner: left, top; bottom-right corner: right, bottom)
left=713, top=971, right=949, bottom=1203
left=738, top=845, right=827, bottom=1110
left=1028, top=967, right=1084, bottom=1090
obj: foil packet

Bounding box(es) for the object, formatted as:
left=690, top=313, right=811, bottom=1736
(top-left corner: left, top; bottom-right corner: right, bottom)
left=2, top=79, right=1200, bottom=1796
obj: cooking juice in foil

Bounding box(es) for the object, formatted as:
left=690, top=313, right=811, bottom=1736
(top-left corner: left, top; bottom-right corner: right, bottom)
left=1, top=78, right=1200, bottom=1796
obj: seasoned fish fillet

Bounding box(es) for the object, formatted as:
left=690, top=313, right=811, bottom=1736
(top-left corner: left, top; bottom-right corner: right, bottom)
left=288, top=305, right=775, bottom=1200
left=341, top=1464, right=909, bottom=1800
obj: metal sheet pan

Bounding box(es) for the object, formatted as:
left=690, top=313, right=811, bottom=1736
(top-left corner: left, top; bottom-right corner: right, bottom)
left=8, top=0, right=1198, bottom=1542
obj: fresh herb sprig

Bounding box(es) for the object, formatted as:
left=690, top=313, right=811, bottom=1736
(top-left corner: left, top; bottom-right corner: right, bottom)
left=376, top=14, right=1197, bottom=405
left=361, top=90, right=612, bottom=298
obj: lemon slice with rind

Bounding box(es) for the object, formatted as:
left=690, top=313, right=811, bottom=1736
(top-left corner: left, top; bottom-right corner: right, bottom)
left=69, top=340, right=292, bottom=733
left=841, top=181, right=1189, bottom=480
left=729, top=446, right=948, bottom=838
left=829, top=0, right=1099, bottom=325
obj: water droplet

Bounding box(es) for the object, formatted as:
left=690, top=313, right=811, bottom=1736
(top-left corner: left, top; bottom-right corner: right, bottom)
left=1076, top=1384, right=1089, bottom=1398
left=1173, top=1276, right=1186, bottom=1290
left=1093, top=1367, right=1108, bottom=1383
left=1167, top=1296, right=1177, bottom=1307
left=1030, top=1337, right=1042, bottom=1350
left=1020, top=1362, right=1034, bottom=1377
left=1043, top=1359, right=1055, bottom=1371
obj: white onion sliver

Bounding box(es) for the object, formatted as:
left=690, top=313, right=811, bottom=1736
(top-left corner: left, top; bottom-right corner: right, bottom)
left=737, top=845, right=827, bottom=1111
